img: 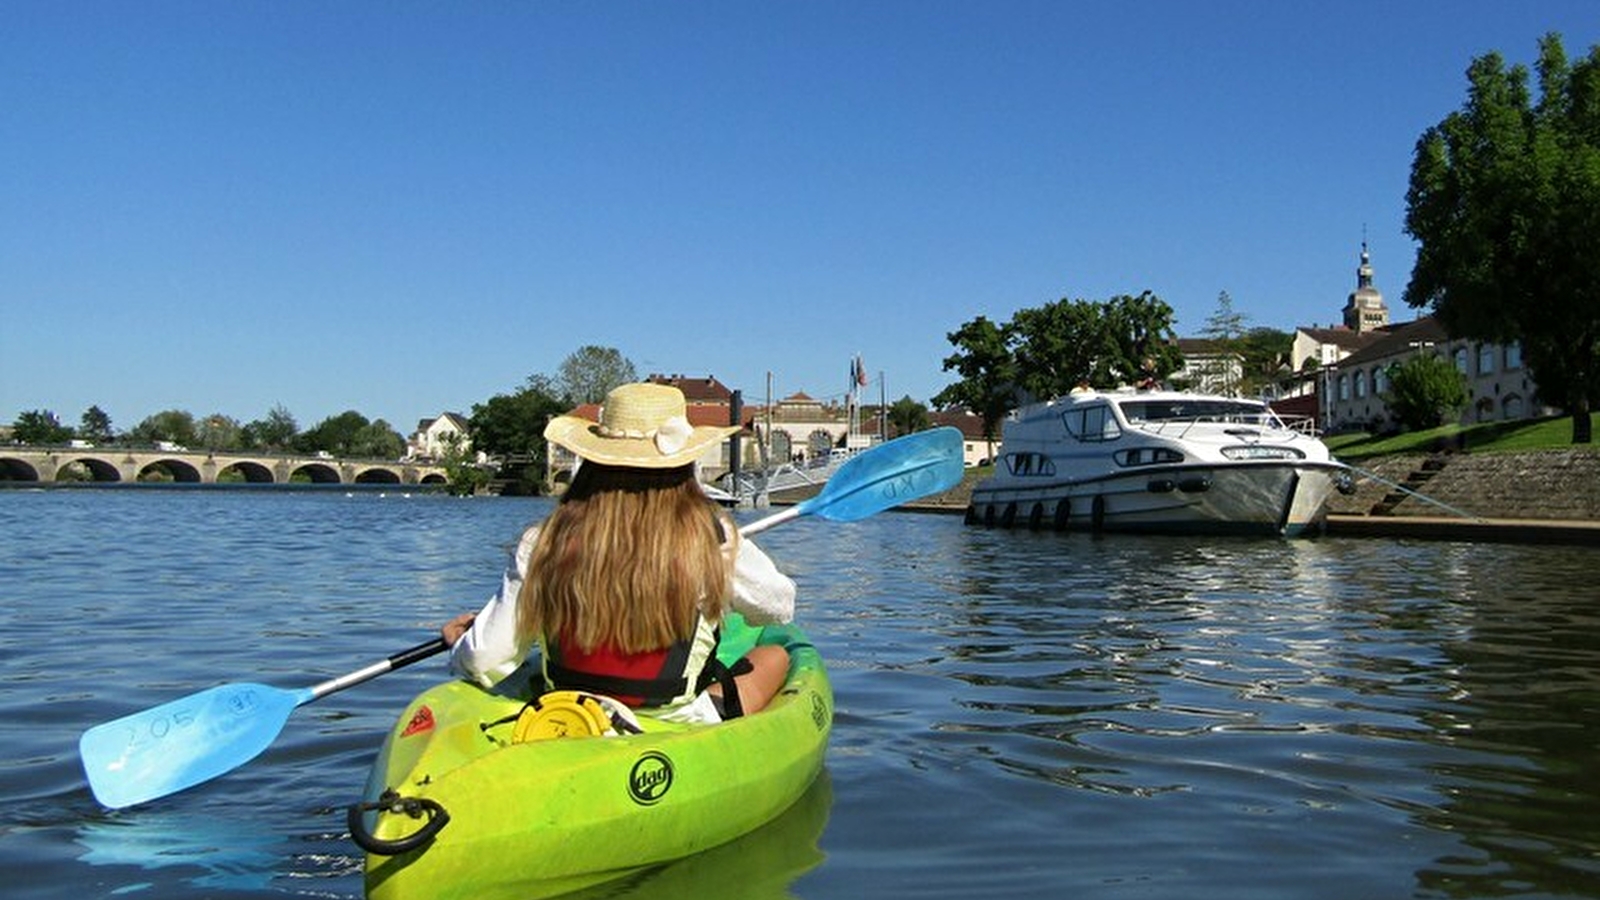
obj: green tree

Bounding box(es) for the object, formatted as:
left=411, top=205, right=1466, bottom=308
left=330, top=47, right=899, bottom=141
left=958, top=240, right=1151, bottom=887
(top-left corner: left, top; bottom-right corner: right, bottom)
left=438, top=432, right=490, bottom=496
left=557, top=345, right=637, bottom=405
left=1197, top=290, right=1247, bottom=396
left=355, top=419, right=406, bottom=459
left=79, top=406, right=114, bottom=444
left=13, top=409, right=72, bottom=444
left=1102, top=291, right=1183, bottom=387
left=1404, top=32, right=1600, bottom=443
left=130, top=410, right=198, bottom=448
left=196, top=413, right=243, bottom=451
left=1239, top=327, right=1293, bottom=396
left=887, top=395, right=930, bottom=437
left=1009, top=298, right=1113, bottom=399
left=241, top=404, right=298, bottom=451
left=933, top=315, right=1018, bottom=457
left=1384, top=353, right=1469, bottom=431
left=470, top=376, right=568, bottom=459
left=298, top=411, right=401, bottom=458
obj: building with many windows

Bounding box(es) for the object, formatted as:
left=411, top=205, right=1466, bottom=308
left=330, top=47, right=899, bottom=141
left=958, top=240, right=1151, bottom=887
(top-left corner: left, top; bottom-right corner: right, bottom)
left=1303, top=244, right=1549, bottom=432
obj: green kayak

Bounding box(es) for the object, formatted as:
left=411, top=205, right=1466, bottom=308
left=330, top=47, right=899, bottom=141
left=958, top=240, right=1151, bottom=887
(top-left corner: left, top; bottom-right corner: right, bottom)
left=350, top=615, right=832, bottom=900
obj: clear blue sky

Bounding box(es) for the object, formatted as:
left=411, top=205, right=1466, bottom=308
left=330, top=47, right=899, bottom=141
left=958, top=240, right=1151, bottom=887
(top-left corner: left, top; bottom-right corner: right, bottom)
left=5, top=2, right=1596, bottom=434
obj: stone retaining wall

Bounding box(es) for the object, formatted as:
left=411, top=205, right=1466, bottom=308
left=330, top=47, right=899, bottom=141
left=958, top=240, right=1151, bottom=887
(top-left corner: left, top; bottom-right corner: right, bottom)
left=1328, top=450, right=1600, bottom=521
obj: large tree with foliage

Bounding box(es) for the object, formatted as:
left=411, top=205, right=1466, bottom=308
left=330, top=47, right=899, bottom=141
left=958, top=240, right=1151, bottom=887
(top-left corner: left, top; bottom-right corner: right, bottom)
left=298, top=411, right=404, bottom=458
left=242, top=404, right=299, bottom=451
left=129, top=410, right=198, bottom=448
left=935, top=293, right=1184, bottom=448
left=1008, top=299, right=1114, bottom=400
left=1195, top=290, right=1247, bottom=396
left=196, top=413, right=243, bottom=451
left=79, top=406, right=114, bottom=444
left=886, top=395, right=930, bottom=437
left=13, top=409, right=72, bottom=444
left=468, top=375, right=569, bottom=495
left=1101, top=291, right=1183, bottom=387
left=1404, top=32, right=1600, bottom=443
left=933, top=315, right=1018, bottom=454
left=557, top=345, right=637, bottom=405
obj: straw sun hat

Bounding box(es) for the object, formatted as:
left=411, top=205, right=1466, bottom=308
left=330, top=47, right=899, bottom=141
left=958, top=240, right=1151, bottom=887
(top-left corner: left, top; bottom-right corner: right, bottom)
left=544, top=382, right=739, bottom=469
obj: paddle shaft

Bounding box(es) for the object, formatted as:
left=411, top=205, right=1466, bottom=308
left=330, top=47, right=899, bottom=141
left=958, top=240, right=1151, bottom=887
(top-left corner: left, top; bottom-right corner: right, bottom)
left=738, top=506, right=800, bottom=537
left=307, top=637, right=449, bottom=702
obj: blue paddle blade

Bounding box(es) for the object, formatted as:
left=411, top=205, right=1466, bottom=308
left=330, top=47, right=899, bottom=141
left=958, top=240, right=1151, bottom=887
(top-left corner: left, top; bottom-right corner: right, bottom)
left=80, top=682, right=314, bottom=809
left=796, top=426, right=965, bottom=523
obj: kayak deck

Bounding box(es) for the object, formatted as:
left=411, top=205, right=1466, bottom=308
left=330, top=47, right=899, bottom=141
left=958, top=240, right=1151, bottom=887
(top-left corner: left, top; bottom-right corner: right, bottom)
left=356, top=618, right=831, bottom=900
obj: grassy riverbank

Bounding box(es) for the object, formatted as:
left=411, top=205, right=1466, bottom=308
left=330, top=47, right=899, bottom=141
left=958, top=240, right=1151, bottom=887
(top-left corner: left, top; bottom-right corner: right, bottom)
left=1325, top=412, right=1599, bottom=458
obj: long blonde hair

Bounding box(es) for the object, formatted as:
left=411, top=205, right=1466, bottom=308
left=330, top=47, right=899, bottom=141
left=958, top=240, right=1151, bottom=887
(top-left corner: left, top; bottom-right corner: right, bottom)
left=517, top=463, right=732, bottom=654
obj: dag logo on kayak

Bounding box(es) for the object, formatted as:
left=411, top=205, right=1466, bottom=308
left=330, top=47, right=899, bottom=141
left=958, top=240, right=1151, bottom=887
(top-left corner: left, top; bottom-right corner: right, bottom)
left=628, top=751, right=674, bottom=805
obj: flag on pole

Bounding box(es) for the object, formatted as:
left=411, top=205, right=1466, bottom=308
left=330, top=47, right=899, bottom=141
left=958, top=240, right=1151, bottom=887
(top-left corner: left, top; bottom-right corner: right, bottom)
left=854, top=354, right=867, bottom=388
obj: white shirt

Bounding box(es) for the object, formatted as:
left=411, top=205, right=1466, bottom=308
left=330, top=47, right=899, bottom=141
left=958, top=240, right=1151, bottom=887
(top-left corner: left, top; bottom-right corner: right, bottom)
left=448, top=520, right=796, bottom=691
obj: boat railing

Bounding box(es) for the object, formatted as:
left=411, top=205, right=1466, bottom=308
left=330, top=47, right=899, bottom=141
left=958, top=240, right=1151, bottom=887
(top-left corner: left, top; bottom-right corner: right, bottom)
left=1131, top=412, right=1316, bottom=440
left=722, top=449, right=862, bottom=498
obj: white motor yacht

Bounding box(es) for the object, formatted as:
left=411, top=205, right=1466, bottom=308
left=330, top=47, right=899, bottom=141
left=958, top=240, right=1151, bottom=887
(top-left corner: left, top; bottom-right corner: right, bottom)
left=967, top=388, right=1351, bottom=536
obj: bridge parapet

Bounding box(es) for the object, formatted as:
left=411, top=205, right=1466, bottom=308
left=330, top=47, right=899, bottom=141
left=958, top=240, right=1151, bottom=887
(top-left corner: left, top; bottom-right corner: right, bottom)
left=0, top=446, right=448, bottom=487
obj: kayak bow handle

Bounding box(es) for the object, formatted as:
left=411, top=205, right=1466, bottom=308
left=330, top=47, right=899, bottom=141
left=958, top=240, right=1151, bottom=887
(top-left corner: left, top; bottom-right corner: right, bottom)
left=348, top=789, right=451, bottom=856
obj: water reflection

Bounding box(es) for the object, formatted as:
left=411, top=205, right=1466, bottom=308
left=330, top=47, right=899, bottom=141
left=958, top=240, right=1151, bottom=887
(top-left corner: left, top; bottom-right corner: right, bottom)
left=563, top=772, right=831, bottom=900
left=75, top=811, right=287, bottom=893
left=769, top=516, right=1600, bottom=897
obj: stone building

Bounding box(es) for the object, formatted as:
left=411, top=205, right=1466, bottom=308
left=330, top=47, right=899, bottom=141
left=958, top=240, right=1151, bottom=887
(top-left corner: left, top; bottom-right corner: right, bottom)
left=1306, top=244, right=1548, bottom=432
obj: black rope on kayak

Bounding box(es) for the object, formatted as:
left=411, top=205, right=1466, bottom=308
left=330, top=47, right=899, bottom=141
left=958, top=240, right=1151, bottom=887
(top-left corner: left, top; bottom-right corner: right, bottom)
left=347, top=789, right=451, bottom=856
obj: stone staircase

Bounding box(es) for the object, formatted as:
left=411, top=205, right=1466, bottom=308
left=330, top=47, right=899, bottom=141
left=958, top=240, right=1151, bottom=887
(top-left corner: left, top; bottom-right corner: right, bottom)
left=1368, top=455, right=1450, bottom=515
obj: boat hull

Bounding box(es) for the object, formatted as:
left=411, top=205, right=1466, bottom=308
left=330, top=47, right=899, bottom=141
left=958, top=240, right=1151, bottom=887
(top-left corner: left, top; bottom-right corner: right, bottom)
left=968, top=461, right=1342, bottom=536
left=356, top=617, right=831, bottom=900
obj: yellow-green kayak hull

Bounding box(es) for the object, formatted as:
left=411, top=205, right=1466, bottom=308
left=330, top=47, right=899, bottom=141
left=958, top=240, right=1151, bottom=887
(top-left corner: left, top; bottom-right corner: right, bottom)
left=356, top=619, right=831, bottom=900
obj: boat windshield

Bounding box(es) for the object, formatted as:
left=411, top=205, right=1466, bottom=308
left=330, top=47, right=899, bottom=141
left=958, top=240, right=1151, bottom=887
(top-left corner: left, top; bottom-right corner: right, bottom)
left=1117, top=399, right=1279, bottom=427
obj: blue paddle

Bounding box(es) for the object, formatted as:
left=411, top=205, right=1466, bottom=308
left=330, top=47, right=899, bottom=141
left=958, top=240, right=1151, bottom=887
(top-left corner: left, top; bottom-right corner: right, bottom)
left=79, top=426, right=966, bottom=809
left=80, top=640, right=448, bottom=810
left=739, top=426, right=966, bottom=535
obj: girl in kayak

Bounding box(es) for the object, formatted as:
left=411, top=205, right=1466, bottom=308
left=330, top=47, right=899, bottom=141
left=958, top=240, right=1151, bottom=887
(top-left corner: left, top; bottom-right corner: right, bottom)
left=440, top=382, right=795, bottom=722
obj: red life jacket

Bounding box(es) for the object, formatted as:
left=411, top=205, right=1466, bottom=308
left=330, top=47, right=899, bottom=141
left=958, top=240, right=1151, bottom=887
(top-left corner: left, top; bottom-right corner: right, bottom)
left=541, top=619, right=749, bottom=718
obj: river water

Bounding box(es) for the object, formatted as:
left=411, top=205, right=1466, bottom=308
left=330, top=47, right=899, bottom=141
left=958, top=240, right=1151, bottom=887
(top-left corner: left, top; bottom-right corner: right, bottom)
left=3, top=489, right=1598, bottom=899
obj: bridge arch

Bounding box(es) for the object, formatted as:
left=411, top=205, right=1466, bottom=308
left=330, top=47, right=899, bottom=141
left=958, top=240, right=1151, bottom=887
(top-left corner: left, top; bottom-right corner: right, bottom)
left=1, top=457, right=41, bottom=481
left=59, top=457, right=122, bottom=482
left=354, top=466, right=402, bottom=485
left=138, top=458, right=203, bottom=483
left=290, top=463, right=342, bottom=484
left=218, top=460, right=275, bottom=483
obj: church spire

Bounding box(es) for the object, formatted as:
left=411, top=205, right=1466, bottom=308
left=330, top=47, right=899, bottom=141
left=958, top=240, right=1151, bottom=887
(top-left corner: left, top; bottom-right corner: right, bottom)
left=1342, top=240, right=1389, bottom=333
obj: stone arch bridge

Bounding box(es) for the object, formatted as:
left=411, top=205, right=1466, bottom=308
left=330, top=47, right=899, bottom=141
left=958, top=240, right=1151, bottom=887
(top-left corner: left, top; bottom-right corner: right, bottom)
left=0, top=446, right=448, bottom=487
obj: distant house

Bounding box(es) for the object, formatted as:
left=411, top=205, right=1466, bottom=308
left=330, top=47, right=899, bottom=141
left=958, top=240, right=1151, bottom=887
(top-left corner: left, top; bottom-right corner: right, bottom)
left=929, top=409, right=993, bottom=467
left=408, top=412, right=471, bottom=461
left=1171, top=338, right=1245, bottom=396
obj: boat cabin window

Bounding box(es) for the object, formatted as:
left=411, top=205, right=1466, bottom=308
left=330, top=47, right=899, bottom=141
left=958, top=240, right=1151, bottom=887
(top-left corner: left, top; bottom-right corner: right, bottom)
left=1118, top=399, right=1275, bottom=427
left=1004, top=452, right=1056, bottom=477
left=1114, top=447, right=1185, bottom=467
left=1062, top=405, right=1121, bottom=442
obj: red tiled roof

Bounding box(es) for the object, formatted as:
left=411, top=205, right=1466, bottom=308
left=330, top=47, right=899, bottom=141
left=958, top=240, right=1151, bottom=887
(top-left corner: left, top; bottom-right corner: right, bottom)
left=646, top=374, right=733, bottom=403
left=561, top=402, right=742, bottom=431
